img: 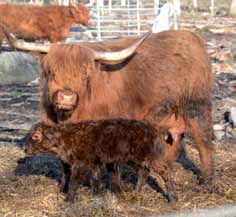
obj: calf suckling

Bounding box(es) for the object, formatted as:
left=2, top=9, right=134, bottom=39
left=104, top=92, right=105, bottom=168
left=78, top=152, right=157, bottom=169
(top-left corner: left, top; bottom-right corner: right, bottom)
left=3, top=29, right=214, bottom=184
left=25, top=119, right=178, bottom=202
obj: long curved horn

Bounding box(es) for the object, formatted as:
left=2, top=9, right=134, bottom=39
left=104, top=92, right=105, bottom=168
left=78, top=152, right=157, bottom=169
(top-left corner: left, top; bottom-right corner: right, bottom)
left=92, top=31, right=151, bottom=63
left=1, top=26, right=50, bottom=53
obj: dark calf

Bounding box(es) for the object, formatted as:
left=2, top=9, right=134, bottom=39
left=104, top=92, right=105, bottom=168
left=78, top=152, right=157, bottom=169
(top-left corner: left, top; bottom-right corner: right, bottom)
left=25, top=119, right=176, bottom=202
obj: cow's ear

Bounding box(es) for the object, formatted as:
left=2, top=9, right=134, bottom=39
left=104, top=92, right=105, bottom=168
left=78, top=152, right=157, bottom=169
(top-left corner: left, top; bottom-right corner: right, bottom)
left=32, top=130, right=42, bottom=142
left=166, top=128, right=185, bottom=146
left=30, top=51, right=46, bottom=60
left=164, top=133, right=174, bottom=146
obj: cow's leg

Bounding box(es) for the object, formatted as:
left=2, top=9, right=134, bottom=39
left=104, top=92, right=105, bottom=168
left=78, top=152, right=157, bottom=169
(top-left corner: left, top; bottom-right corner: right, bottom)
left=151, top=160, right=177, bottom=203
left=187, top=105, right=214, bottom=184
left=136, top=167, right=149, bottom=192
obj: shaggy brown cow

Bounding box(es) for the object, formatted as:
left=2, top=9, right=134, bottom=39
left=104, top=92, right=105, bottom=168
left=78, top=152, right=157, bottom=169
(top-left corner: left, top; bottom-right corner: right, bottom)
left=4, top=30, right=214, bottom=184
left=0, top=3, right=89, bottom=43
left=25, top=119, right=176, bottom=202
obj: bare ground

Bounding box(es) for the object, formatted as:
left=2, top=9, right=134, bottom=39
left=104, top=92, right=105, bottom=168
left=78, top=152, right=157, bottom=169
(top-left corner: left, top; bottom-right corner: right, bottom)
left=0, top=17, right=236, bottom=217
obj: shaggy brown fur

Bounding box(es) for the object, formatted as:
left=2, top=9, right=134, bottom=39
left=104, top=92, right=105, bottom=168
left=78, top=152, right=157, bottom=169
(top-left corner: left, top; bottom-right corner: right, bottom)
left=0, top=3, right=89, bottom=42
left=40, top=30, right=214, bottom=183
left=25, top=120, right=176, bottom=202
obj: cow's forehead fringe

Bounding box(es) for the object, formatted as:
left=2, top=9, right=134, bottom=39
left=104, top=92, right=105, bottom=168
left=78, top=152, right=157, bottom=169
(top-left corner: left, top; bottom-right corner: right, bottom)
left=42, top=44, right=94, bottom=77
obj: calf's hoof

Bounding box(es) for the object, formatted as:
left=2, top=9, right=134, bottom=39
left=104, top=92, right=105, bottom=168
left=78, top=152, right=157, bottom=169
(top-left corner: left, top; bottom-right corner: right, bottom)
left=166, top=192, right=178, bottom=203
left=65, top=192, right=76, bottom=203
left=59, top=182, right=69, bottom=193
left=198, top=174, right=214, bottom=186
left=110, top=183, right=122, bottom=193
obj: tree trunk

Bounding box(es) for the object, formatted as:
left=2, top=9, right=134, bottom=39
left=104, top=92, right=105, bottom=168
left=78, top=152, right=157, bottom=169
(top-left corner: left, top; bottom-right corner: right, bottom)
left=229, top=0, right=236, bottom=17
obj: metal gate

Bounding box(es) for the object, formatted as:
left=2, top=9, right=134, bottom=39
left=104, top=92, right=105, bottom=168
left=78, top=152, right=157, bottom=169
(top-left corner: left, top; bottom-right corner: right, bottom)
left=87, top=0, right=161, bottom=40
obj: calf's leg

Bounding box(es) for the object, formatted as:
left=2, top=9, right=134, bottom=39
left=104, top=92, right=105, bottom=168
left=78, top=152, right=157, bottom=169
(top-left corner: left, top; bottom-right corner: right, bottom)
left=151, top=160, right=177, bottom=202
left=65, top=163, right=82, bottom=202
left=136, top=167, right=149, bottom=192
left=107, top=163, right=122, bottom=192
left=91, top=165, right=101, bottom=195
left=60, top=161, right=71, bottom=193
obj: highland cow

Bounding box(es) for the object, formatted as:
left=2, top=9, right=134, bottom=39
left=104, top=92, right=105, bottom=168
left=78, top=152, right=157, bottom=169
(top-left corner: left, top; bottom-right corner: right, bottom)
left=25, top=119, right=176, bottom=202
left=0, top=3, right=89, bottom=43
left=4, top=29, right=214, bottom=184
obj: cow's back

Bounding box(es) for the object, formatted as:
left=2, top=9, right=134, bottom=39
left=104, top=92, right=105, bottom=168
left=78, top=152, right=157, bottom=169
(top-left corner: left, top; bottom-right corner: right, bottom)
left=85, top=30, right=213, bottom=117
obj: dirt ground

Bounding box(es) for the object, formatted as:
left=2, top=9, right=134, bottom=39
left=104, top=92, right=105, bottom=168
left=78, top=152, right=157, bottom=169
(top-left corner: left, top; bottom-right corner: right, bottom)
left=0, top=16, right=236, bottom=217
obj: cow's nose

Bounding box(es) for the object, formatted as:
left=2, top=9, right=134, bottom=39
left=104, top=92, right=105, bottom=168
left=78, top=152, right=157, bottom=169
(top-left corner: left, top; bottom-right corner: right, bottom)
left=57, top=90, right=78, bottom=106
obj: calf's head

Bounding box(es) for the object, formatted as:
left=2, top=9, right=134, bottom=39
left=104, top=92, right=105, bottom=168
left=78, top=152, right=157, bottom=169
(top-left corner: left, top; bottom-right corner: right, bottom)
left=24, top=123, right=59, bottom=155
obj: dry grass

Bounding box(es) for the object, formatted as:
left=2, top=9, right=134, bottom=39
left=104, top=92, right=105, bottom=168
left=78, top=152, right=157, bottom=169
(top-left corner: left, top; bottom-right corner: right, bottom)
left=0, top=142, right=235, bottom=217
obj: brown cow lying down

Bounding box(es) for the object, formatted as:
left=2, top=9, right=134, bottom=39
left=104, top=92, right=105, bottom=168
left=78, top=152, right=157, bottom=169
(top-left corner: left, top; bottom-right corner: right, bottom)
left=24, top=119, right=177, bottom=202
left=0, top=3, right=89, bottom=43
left=3, top=29, right=214, bottom=185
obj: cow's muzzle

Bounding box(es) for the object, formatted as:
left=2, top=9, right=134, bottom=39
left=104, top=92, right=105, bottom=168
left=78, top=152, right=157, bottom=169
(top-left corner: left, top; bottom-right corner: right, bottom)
left=53, top=90, right=78, bottom=111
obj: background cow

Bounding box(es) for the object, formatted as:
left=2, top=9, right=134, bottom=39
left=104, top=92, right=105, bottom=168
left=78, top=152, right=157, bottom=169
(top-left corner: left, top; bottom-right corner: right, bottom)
left=0, top=3, right=89, bottom=43
left=25, top=119, right=176, bottom=202
left=3, top=29, right=214, bottom=185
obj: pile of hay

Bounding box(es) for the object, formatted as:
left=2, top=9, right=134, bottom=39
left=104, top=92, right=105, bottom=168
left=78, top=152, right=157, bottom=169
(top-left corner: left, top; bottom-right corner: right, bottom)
left=0, top=142, right=235, bottom=217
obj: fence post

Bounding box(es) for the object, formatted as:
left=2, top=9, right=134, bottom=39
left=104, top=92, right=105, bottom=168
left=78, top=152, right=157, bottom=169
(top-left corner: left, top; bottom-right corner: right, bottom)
left=137, top=0, right=140, bottom=35
left=173, top=0, right=180, bottom=30
left=154, top=0, right=159, bottom=15
left=97, top=1, right=101, bottom=40
left=229, top=0, right=236, bottom=17
left=193, top=0, right=197, bottom=9
left=127, top=0, right=130, bottom=36
left=121, top=0, right=126, bottom=6
left=108, top=0, right=112, bottom=14
left=210, top=0, right=214, bottom=16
